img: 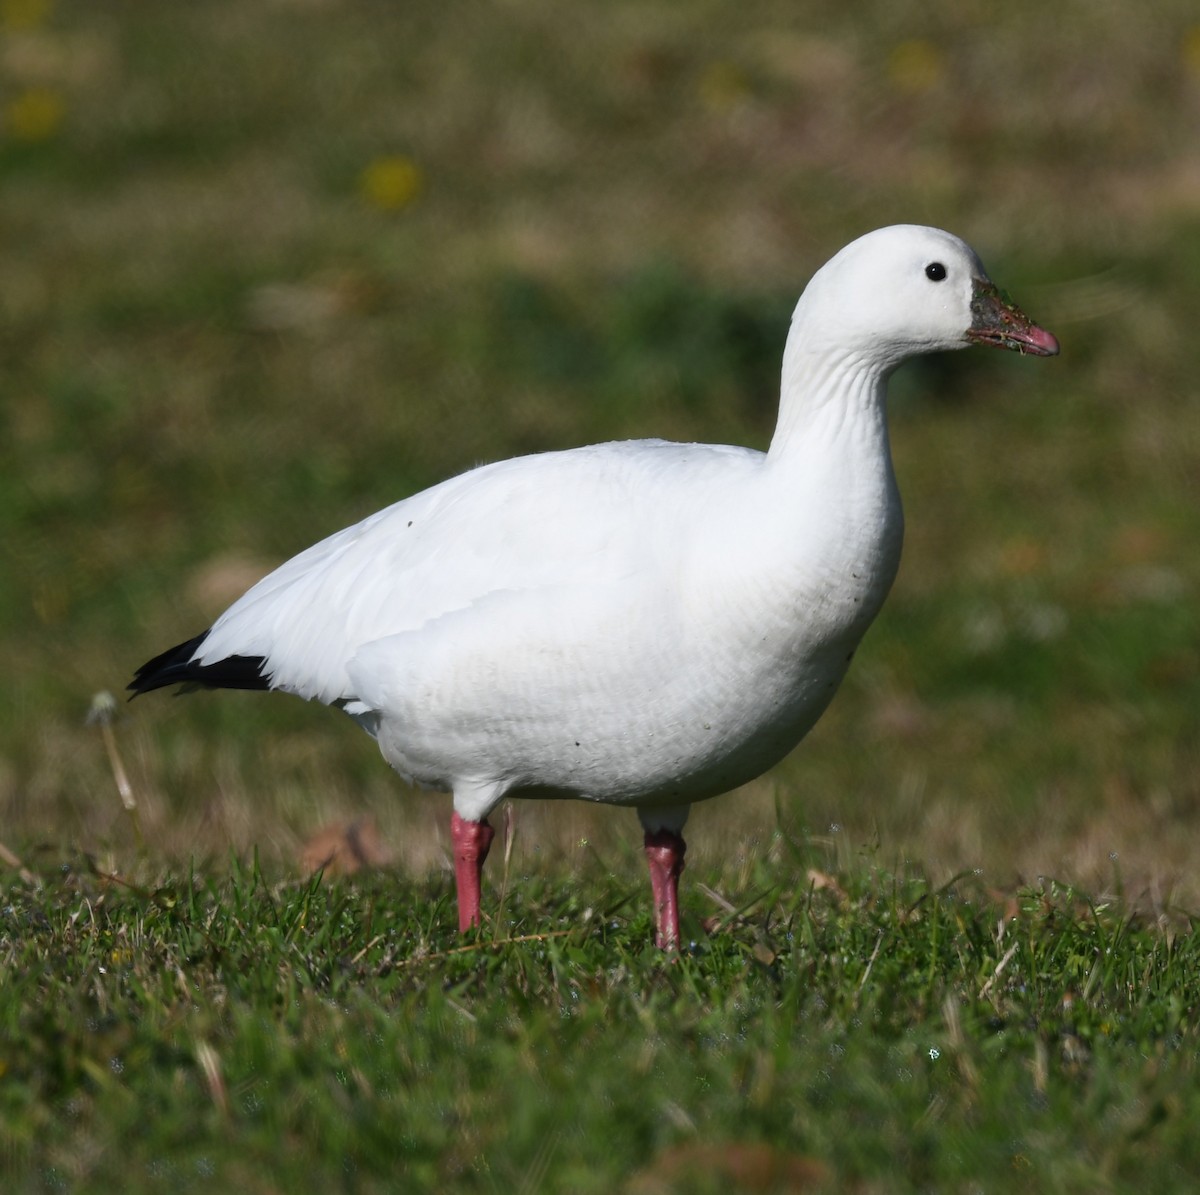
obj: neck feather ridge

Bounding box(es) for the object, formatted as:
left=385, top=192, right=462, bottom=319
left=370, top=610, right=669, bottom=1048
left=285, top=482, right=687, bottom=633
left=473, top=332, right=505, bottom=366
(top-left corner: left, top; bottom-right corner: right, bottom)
left=768, top=341, right=890, bottom=461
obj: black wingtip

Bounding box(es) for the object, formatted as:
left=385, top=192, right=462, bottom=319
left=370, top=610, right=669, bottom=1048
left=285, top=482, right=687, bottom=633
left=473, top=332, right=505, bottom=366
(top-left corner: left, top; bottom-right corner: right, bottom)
left=128, top=630, right=272, bottom=697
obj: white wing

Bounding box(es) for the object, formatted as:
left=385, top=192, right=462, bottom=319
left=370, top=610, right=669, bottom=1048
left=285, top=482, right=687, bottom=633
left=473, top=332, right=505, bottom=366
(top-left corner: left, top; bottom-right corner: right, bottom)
left=195, top=439, right=762, bottom=705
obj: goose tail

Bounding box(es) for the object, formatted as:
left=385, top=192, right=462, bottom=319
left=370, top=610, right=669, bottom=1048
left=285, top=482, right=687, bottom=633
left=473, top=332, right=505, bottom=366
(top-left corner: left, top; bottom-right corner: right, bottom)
left=128, top=631, right=272, bottom=697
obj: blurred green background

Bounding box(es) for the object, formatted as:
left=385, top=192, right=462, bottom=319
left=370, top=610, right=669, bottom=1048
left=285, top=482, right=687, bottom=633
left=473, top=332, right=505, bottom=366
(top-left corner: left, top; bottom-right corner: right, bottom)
left=2, top=0, right=1198, bottom=900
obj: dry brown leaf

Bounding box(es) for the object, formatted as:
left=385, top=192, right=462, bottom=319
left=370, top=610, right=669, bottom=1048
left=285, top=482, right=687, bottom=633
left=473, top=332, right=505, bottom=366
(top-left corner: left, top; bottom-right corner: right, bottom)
left=626, top=1141, right=827, bottom=1194
left=300, top=816, right=391, bottom=877
left=806, top=868, right=847, bottom=902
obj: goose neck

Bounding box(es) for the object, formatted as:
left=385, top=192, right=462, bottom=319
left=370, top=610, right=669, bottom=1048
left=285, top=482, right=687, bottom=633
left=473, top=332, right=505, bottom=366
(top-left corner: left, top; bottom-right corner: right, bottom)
left=767, top=343, right=891, bottom=461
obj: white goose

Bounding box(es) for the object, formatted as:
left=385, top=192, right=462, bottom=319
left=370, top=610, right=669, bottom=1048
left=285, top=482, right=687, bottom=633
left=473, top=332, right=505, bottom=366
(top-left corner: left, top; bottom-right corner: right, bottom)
left=131, top=225, right=1058, bottom=947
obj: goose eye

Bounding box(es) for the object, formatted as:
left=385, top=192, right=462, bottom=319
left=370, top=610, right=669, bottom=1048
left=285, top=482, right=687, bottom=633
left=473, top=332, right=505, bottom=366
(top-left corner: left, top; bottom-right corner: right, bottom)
left=925, top=262, right=947, bottom=282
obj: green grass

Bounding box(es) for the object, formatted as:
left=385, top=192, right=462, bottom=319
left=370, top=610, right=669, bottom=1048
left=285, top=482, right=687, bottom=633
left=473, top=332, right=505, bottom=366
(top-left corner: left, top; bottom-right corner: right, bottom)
left=4, top=857, right=1200, bottom=1193
left=3, top=0, right=1200, bottom=1188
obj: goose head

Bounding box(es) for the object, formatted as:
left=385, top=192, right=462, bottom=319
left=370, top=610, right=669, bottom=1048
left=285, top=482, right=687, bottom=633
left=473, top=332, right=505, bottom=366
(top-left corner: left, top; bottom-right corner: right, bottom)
left=792, top=225, right=1059, bottom=372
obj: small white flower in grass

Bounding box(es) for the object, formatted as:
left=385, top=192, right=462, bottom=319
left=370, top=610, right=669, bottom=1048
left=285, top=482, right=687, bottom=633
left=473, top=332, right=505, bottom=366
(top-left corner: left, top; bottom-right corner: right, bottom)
left=928, top=1047, right=940, bottom=1061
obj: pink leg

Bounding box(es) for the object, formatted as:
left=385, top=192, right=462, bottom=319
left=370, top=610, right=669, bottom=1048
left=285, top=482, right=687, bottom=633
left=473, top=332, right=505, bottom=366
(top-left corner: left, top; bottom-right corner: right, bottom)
left=643, top=828, right=687, bottom=949
left=451, top=811, right=495, bottom=931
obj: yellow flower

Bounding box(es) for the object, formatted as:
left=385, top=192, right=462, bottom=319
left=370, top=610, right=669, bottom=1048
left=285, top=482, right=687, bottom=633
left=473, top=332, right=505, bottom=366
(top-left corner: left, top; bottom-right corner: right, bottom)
left=1184, top=26, right=1200, bottom=75
left=1, top=0, right=53, bottom=30
left=6, top=87, right=65, bottom=142
left=32, top=580, right=68, bottom=624
left=698, top=61, right=752, bottom=112
left=887, top=40, right=943, bottom=94
left=360, top=154, right=423, bottom=211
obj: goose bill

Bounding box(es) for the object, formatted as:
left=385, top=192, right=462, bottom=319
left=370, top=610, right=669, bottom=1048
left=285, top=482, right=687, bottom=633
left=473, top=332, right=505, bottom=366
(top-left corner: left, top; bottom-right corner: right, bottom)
left=967, top=278, right=1059, bottom=356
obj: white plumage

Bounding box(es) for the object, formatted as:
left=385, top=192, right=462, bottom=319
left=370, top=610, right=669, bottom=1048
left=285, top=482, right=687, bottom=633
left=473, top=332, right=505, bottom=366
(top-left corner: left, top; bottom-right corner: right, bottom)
left=132, top=225, right=1058, bottom=945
